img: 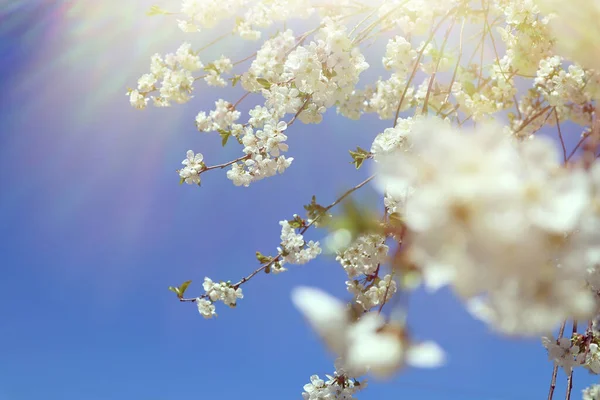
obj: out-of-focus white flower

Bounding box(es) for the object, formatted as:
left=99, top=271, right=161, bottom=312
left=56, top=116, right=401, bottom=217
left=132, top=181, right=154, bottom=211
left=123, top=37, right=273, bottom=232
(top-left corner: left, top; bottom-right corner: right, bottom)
left=375, top=116, right=595, bottom=334
left=535, top=0, right=600, bottom=71
left=291, top=286, right=445, bottom=378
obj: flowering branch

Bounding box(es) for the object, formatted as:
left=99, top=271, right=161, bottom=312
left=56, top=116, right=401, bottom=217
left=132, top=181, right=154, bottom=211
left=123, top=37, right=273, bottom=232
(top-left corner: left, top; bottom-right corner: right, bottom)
left=179, top=174, right=374, bottom=302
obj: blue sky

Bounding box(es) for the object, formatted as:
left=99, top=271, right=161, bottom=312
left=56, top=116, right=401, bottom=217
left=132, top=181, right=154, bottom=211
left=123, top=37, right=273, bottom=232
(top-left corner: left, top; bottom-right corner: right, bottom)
left=0, top=2, right=597, bottom=400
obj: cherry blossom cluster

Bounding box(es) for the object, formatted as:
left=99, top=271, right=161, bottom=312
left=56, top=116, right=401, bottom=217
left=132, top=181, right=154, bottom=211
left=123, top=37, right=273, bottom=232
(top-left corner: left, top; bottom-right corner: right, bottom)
left=229, top=119, right=293, bottom=186
left=195, top=277, right=244, bottom=318
left=583, top=384, right=600, bottom=400
left=127, top=42, right=203, bottom=109
left=278, top=218, right=322, bottom=267
left=335, top=234, right=397, bottom=311
left=301, top=359, right=365, bottom=400
left=543, top=330, right=600, bottom=376
left=195, top=99, right=241, bottom=133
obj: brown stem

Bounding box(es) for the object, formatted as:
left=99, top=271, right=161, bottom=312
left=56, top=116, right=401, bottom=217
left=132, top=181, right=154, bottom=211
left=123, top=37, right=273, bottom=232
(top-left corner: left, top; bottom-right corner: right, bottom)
left=565, top=321, right=578, bottom=400
left=233, top=92, right=251, bottom=109
left=548, top=320, right=567, bottom=400
left=287, top=96, right=312, bottom=126
left=233, top=52, right=258, bottom=66
left=567, top=131, right=592, bottom=161
left=202, top=155, right=251, bottom=173
left=554, top=108, right=567, bottom=163
left=195, top=31, right=233, bottom=54
left=514, top=105, right=552, bottom=135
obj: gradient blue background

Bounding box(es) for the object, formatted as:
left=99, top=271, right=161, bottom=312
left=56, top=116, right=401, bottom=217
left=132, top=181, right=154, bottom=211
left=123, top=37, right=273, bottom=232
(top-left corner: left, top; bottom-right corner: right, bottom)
left=0, top=1, right=596, bottom=399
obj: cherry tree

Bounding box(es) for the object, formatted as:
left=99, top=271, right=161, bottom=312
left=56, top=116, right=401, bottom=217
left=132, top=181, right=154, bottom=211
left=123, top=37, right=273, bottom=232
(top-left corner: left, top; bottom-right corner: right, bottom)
left=127, top=1, right=600, bottom=398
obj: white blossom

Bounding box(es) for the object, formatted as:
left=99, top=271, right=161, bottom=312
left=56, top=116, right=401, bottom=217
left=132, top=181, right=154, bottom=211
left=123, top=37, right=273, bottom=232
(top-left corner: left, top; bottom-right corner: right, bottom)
left=196, top=298, right=217, bottom=319
left=583, top=384, right=600, bottom=400
left=179, top=150, right=204, bottom=185
left=542, top=336, right=585, bottom=374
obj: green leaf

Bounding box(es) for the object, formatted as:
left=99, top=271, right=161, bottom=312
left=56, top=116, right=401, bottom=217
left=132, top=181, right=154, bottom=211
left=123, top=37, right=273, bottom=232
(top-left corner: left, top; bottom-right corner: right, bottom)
left=231, top=75, right=242, bottom=87
left=218, top=129, right=232, bottom=147
left=304, top=195, right=330, bottom=227
left=146, top=5, right=170, bottom=16
left=329, top=199, right=383, bottom=240
left=349, top=146, right=371, bottom=169
left=287, top=215, right=305, bottom=229
left=323, top=68, right=338, bottom=79
left=256, top=251, right=274, bottom=264
left=168, top=286, right=180, bottom=295
left=273, top=261, right=283, bottom=271
left=178, top=280, right=192, bottom=297
left=279, top=247, right=290, bottom=257
left=256, top=78, right=272, bottom=89
left=462, top=81, right=477, bottom=96
left=179, top=177, right=186, bottom=185
left=388, top=212, right=404, bottom=228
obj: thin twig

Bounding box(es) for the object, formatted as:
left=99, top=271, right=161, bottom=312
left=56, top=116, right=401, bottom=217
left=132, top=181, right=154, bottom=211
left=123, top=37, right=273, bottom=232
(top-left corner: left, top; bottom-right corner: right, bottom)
left=349, top=4, right=381, bottom=37
left=202, top=154, right=250, bottom=173
left=567, top=131, right=592, bottom=161
left=233, top=92, right=251, bottom=109
left=514, top=105, right=552, bottom=135
left=565, top=321, right=578, bottom=400
left=554, top=108, right=567, bottom=163
left=195, top=31, right=233, bottom=54
left=233, top=52, right=258, bottom=66
left=287, top=96, right=312, bottom=126
left=422, top=17, right=456, bottom=114
left=440, top=19, right=465, bottom=113
left=352, top=1, right=406, bottom=45
left=548, top=320, right=567, bottom=400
